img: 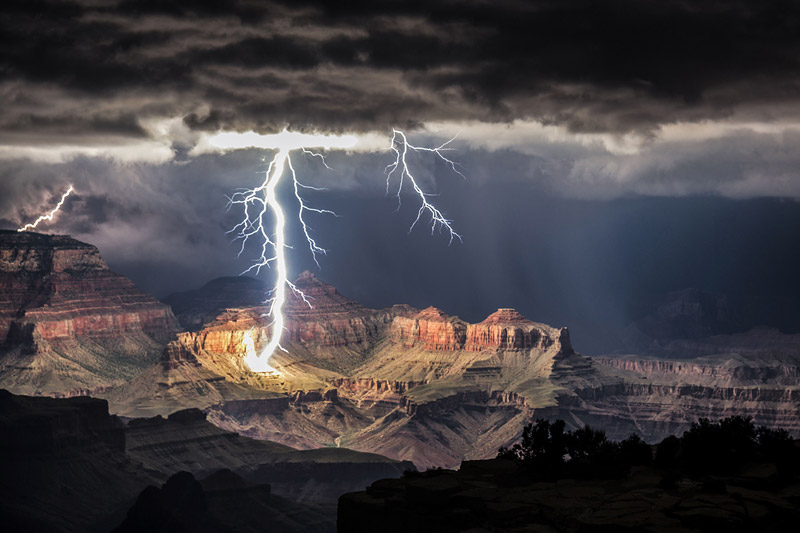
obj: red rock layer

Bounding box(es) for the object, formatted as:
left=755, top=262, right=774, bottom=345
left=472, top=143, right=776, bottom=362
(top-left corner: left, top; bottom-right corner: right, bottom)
left=157, top=272, right=417, bottom=371
left=283, top=271, right=413, bottom=347
left=391, top=306, right=467, bottom=350
left=391, top=306, right=571, bottom=353
left=0, top=230, right=179, bottom=348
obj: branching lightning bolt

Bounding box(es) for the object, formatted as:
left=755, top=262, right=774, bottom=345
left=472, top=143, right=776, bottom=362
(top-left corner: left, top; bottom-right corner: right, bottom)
left=386, top=129, right=463, bottom=244
left=226, top=130, right=462, bottom=373
left=17, top=184, right=74, bottom=232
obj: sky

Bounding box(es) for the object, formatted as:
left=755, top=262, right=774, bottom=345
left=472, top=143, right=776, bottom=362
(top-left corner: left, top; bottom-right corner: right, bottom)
left=2, top=0, right=800, bottom=352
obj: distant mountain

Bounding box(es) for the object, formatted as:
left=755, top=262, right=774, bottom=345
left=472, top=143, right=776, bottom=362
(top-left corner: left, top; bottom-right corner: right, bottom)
left=163, top=276, right=268, bottom=331
left=0, top=231, right=180, bottom=395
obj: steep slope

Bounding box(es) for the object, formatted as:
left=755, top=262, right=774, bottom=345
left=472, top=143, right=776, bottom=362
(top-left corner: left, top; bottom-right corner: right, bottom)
left=0, top=231, right=180, bottom=396
left=108, top=272, right=414, bottom=416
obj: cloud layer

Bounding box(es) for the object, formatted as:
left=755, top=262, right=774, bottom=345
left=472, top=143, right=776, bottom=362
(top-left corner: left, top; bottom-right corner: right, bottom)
left=4, top=0, right=800, bottom=137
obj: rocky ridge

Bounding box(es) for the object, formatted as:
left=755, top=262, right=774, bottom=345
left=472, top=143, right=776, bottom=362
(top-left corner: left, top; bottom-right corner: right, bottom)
left=0, top=231, right=179, bottom=395
left=0, top=389, right=410, bottom=532
left=109, top=274, right=601, bottom=468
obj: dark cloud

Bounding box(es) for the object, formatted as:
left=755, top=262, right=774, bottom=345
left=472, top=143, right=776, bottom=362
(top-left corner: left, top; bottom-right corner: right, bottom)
left=2, top=0, right=800, bottom=139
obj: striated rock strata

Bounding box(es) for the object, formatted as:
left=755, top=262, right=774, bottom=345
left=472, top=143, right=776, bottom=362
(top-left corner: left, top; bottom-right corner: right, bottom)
left=0, top=231, right=179, bottom=395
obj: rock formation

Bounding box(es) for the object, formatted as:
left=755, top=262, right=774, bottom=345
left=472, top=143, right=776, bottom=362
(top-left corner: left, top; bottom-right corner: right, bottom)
left=109, top=276, right=594, bottom=469
left=0, top=231, right=180, bottom=395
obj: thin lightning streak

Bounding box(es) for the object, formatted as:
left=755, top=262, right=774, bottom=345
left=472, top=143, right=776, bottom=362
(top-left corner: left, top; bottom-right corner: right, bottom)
left=288, top=152, right=339, bottom=268
left=385, top=130, right=463, bottom=244
left=17, top=184, right=75, bottom=232
left=227, top=129, right=462, bottom=373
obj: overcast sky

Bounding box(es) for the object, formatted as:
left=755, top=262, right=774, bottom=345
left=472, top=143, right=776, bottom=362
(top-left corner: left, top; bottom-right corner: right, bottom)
left=2, top=1, right=800, bottom=352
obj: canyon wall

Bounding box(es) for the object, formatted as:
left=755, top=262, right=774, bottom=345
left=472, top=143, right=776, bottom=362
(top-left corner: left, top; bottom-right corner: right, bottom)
left=0, top=231, right=180, bottom=395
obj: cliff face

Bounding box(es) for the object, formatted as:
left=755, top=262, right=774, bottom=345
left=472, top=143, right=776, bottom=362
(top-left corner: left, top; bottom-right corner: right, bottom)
left=390, top=307, right=570, bottom=353
left=0, top=389, right=160, bottom=531
left=112, top=286, right=585, bottom=469
left=284, top=270, right=414, bottom=348
left=391, top=307, right=467, bottom=350
left=0, top=231, right=180, bottom=395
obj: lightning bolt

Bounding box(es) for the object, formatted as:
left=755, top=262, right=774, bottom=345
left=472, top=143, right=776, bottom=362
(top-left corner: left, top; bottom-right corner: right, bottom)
left=386, top=129, right=464, bottom=244
left=17, top=184, right=74, bottom=232
left=225, top=129, right=461, bottom=373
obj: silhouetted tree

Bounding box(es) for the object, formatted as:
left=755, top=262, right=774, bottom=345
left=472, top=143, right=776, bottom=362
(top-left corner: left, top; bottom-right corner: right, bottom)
left=655, top=435, right=680, bottom=469
left=681, top=416, right=756, bottom=474
left=756, top=425, right=797, bottom=475
left=500, top=416, right=798, bottom=483
left=498, top=419, right=569, bottom=478
left=619, top=433, right=653, bottom=466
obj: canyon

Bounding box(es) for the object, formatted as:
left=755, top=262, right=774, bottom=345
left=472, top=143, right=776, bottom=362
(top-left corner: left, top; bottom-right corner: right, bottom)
left=108, top=270, right=800, bottom=469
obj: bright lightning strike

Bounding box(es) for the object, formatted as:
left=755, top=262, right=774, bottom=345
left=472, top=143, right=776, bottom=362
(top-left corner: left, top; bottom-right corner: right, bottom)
left=17, top=184, right=74, bottom=232
left=219, top=129, right=462, bottom=373
left=386, top=129, right=464, bottom=244
left=242, top=328, right=278, bottom=374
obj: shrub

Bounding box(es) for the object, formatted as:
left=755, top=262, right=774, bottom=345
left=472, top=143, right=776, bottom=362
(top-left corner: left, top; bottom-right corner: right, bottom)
left=655, top=435, right=680, bottom=469
left=681, top=416, right=756, bottom=473
left=498, top=419, right=569, bottom=478
left=619, top=433, right=653, bottom=466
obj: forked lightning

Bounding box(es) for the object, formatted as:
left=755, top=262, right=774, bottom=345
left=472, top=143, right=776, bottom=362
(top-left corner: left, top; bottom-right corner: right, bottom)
left=226, top=130, right=462, bottom=373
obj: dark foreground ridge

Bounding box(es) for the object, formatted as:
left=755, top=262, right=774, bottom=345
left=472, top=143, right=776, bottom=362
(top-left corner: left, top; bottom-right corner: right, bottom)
left=339, top=417, right=800, bottom=532
left=0, top=389, right=411, bottom=532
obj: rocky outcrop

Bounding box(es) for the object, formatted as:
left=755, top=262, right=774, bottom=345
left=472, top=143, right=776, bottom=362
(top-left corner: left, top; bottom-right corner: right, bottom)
left=0, top=231, right=180, bottom=396
left=466, top=308, right=569, bottom=352
left=391, top=306, right=572, bottom=353
left=391, top=306, right=467, bottom=350
left=284, top=271, right=414, bottom=347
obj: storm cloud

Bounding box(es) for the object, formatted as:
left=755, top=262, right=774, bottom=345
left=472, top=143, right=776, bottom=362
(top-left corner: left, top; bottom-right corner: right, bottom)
left=2, top=1, right=800, bottom=352
left=3, top=0, right=800, bottom=138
